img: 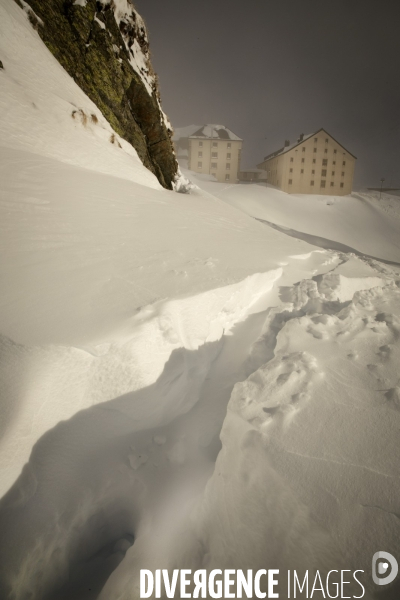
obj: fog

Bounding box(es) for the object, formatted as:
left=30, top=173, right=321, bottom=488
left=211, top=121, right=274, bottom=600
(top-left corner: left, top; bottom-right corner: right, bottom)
left=134, top=0, right=400, bottom=189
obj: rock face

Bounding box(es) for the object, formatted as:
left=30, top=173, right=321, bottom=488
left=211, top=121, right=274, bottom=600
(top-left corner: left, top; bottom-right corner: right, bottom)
left=15, top=0, right=178, bottom=189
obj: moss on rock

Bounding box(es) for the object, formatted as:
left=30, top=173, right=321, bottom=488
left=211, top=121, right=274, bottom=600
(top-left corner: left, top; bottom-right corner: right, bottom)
left=15, top=0, right=178, bottom=189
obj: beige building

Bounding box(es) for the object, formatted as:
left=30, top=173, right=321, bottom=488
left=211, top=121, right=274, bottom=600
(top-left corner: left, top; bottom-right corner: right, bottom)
left=257, top=128, right=356, bottom=195
left=187, top=125, right=242, bottom=183
left=238, top=168, right=268, bottom=183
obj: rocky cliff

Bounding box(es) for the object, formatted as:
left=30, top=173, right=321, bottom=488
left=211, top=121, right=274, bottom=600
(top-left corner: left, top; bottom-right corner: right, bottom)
left=14, top=0, right=178, bottom=189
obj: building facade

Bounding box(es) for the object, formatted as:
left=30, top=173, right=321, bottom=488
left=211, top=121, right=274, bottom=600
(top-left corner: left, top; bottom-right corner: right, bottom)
left=238, top=168, right=268, bottom=183
left=257, top=129, right=356, bottom=195
left=187, top=125, right=242, bottom=183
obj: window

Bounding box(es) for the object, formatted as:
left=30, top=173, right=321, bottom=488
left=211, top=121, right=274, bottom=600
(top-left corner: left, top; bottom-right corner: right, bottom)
left=324, top=149, right=328, bottom=153
left=312, top=169, right=315, bottom=174
left=290, top=157, right=294, bottom=162
left=199, top=141, right=203, bottom=147
left=311, top=180, right=315, bottom=186
left=314, top=138, right=318, bottom=142
left=332, top=171, right=335, bottom=176
left=289, top=168, right=293, bottom=173
left=333, top=161, right=336, bottom=165
left=322, top=159, right=328, bottom=166
left=301, top=158, right=305, bottom=163
left=226, top=163, right=230, bottom=169
left=211, top=162, right=217, bottom=169
left=313, top=148, right=317, bottom=153
left=330, top=182, right=334, bottom=187
left=198, top=151, right=202, bottom=157
left=333, top=149, right=337, bottom=154
left=198, top=161, right=202, bottom=168
left=325, top=138, right=329, bottom=143
left=227, top=143, right=231, bottom=148
left=288, top=179, right=293, bottom=184
left=321, top=169, right=327, bottom=176
left=343, top=161, right=346, bottom=166
left=302, top=147, right=306, bottom=152
left=301, top=169, right=304, bottom=173
left=341, top=171, right=345, bottom=176
left=225, top=174, right=230, bottom=180
left=212, top=142, right=218, bottom=147
left=312, top=159, right=316, bottom=164
left=321, top=180, right=326, bottom=188
left=212, top=152, right=218, bottom=158
left=340, top=182, right=344, bottom=188
left=227, top=153, right=231, bottom=159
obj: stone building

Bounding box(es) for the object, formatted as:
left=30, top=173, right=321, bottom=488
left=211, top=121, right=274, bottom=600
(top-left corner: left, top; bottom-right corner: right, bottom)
left=185, top=125, right=242, bottom=183
left=257, top=129, right=356, bottom=195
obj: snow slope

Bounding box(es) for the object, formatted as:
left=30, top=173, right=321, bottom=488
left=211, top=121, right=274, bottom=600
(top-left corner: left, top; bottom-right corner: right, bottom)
left=187, top=172, right=400, bottom=263
left=1, top=3, right=400, bottom=599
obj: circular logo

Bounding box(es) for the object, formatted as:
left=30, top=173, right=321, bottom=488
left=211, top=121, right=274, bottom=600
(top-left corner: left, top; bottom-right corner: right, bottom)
left=372, top=552, right=398, bottom=586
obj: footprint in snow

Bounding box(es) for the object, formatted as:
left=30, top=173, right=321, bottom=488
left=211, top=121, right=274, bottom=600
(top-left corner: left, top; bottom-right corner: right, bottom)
left=378, top=344, right=392, bottom=360
left=384, top=387, right=400, bottom=410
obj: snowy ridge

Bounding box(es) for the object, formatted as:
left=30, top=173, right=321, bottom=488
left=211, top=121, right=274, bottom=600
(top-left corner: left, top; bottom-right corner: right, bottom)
left=100, top=253, right=400, bottom=600
left=0, top=269, right=282, bottom=496
left=0, top=268, right=283, bottom=598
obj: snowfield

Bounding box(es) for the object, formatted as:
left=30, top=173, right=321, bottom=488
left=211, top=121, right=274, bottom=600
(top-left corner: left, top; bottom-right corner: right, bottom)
left=0, top=1, right=400, bottom=599
left=187, top=172, right=400, bottom=263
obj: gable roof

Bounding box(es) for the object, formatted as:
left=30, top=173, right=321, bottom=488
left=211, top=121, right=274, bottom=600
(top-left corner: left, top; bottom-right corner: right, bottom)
left=172, top=125, right=202, bottom=142
left=189, top=124, right=242, bottom=141
left=262, top=128, right=357, bottom=161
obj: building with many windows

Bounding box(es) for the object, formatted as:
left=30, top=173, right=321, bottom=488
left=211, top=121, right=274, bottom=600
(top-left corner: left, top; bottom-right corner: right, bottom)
left=186, top=125, right=242, bottom=183
left=257, top=129, right=356, bottom=195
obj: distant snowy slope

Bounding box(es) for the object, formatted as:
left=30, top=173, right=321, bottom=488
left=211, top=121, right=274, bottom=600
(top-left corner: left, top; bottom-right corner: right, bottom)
left=0, top=0, right=160, bottom=187
left=187, top=171, right=400, bottom=262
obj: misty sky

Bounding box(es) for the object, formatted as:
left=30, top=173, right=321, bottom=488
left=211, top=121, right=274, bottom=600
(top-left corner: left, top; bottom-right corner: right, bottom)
left=134, top=0, right=400, bottom=189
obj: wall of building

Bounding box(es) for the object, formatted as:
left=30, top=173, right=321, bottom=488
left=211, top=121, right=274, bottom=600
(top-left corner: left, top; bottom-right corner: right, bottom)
left=188, top=139, right=242, bottom=183
left=258, top=131, right=356, bottom=195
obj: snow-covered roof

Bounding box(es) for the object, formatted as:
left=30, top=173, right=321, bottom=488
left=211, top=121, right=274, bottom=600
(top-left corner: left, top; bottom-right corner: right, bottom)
left=262, top=133, right=313, bottom=161
left=261, top=128, right=357, bottom=162
left=189, top=124, right=242, bottom=141
left=172, top=125, right=202, bottom=142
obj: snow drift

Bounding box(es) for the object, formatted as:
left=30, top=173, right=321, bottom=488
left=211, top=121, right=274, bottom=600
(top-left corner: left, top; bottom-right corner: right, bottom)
left=1, top=1, right=400, bottom=599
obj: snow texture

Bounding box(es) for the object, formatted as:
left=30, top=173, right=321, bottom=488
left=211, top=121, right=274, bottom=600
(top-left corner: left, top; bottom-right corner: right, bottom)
left=0, top=2, right=400, bottom=599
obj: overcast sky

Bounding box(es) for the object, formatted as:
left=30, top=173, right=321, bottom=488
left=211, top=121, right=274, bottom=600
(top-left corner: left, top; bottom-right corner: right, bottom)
left=134, top=0, right=400, bottom=188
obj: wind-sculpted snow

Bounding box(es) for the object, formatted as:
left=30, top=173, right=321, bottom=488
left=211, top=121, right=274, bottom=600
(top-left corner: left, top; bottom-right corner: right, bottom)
left=98, top=256, right=400, bottom=600
left=1, top=4, right=400, bottom=594
left=0, top=225, right=399, bottom=599
left=0, top=268, right=284, bottom=599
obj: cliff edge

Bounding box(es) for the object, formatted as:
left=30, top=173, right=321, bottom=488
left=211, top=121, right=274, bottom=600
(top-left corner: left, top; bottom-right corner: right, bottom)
left=15, top=0, right=178, bottom=189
